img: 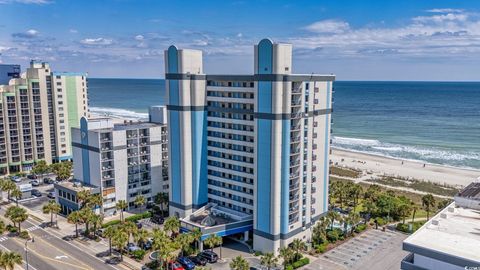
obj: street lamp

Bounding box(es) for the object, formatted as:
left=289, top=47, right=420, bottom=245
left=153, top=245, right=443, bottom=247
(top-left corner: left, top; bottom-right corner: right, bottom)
left=24, top=237, right=35, bottom=270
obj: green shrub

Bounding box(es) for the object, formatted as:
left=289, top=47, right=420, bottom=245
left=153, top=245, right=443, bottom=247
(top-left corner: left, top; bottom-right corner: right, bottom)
left=315, top=243, right=328, bottom=253
left=375, top=217, right=386, bottom=226
left=102, top=220, right=121, bottom=228
left=7, top=225, right=18, bottom=234
left=285, top=265, right=293, bottom=270
left=19, top=231, right=30, bottom=239
left=396, top=223, right=409, bottom=233
left=396, top=221, right=426, bottom=233
left=254, top=251, right=263, bottom=256
left=125, top=211, right=152, bottom=223
left=326, top=230, right=341, bottom=243
left=289, top=258, right=310, bottom=269
left=130, top=249, right=146, bottom=261
left=355, top=224, right=367, bottom=233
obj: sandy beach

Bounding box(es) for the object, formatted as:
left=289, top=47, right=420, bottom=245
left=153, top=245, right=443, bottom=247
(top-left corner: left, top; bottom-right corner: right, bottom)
left=331, top=148, right=480, bottom=187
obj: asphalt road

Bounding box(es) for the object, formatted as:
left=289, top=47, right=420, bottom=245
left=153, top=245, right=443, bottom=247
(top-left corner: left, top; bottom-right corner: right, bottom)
left=0, top=208, right=122, bottom=270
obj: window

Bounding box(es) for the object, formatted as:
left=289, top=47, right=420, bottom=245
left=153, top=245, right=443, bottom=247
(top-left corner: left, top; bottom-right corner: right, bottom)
left=57, top=95, right=63, bottom=98
left=59, top=113, right=64, bottom=117
left=58, top=107, right=63, bottom=111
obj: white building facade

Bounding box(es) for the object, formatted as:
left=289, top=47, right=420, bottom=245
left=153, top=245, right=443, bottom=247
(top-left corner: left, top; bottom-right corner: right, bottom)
left=69, top=107, right=169, bottom=215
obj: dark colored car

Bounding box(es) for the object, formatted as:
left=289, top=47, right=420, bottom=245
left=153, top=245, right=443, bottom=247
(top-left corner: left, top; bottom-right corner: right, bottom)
left=150, top=214, right=164, bottom=224
left=27, top=174, right=37, bottom=180
left=47, top=192, right=55, bottom=199
left=146, top=202, right=154, bottom=209
left=177, top=257, right=195, bottom=270
left=198, top=251, right=218, bottom=263
left=136, top=221, right=143, bottom=229
left=31, top=189, right=42, bottom=197
left=189, top=256, right=207, bottom=266
left=141, top=239, right=153, bottom=250
left=43, top=177, right=54, bottom=184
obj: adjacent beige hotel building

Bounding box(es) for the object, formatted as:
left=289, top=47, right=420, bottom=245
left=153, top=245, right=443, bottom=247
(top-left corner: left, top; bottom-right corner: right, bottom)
left=0, top=61, right=88, bottom=175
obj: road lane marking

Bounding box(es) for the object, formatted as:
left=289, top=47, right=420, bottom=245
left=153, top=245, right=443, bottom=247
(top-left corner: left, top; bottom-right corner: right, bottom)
left=0, top=242, right=39, bottom=270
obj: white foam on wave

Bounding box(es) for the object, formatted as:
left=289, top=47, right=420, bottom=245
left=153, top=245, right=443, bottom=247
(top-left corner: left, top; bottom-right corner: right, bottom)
left=332, top=135, right=480, bottom=167
left=90, top=107, right=148, bottom=120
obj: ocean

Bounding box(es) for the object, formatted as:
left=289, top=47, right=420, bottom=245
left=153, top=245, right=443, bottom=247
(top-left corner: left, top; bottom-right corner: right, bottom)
left=88, top=79, right=480, bottom=169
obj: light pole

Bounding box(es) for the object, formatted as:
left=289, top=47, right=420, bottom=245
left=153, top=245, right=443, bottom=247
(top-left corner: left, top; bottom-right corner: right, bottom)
left=24, top=237, right=35, bottom=270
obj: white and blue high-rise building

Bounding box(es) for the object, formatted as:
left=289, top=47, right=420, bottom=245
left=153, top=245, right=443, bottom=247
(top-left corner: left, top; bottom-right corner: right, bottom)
left=166, top=39, right=334, bottom=253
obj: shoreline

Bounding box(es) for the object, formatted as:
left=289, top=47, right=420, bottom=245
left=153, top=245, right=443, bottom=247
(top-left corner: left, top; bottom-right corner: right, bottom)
left=331, top=148, right=480, bottom=187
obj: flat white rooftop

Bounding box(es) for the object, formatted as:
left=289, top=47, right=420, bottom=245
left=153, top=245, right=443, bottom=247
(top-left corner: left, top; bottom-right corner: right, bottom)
left=403, top=202, right=480, bottom=264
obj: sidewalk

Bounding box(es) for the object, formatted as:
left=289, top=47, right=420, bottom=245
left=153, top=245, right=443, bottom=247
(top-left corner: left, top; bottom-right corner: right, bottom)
left=5, top=197, right=144, bottom=270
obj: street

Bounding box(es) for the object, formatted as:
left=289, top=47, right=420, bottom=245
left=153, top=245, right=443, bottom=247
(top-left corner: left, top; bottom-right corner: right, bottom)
left=0, top=205, right=123, bottom=270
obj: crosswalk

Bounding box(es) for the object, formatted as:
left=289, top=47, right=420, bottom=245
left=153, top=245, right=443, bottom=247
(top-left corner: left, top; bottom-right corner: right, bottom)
left=25, top=225, right=41, bottom=232
left=0, top=225, right=41, bottom=242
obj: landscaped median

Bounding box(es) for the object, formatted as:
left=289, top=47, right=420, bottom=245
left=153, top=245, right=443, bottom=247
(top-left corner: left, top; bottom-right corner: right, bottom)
left=102, top=211, right=152, bottom=228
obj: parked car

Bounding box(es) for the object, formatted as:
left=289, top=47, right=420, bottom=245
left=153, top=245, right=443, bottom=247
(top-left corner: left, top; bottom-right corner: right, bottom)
left=141, top=239, right=153, bottom=250
left=177, top=257, right=195, bottom=270
left=43, top=178, right=54, bottom=184
left=31, top=189, right=42, bottom=197
left=29, top=180, right=40, bottom=186
left=10, top=176, right=21, bottom=183
left=125, top=243, right=140, bottom=252
left=189, top=256, right=207, bottom=266
left=150, top=214, right=164, bottom=224
left=27, top=174, right=37, bottom=180
left=96, top=228, right=105, bottom=237
left=198, top=251, right=218, bottom=263
left=106, top=257, right=122, bottom=265
left=135, top=221, right=143, bottom=229
left=169, top=262, right=185, bottom=270
left=47, top=192, right=55, bottom=199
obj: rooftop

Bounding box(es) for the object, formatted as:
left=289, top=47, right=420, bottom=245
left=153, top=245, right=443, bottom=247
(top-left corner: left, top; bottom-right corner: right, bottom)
left=403, top=201, right=480, bottom=264
left=183, top=203, right=252, bottom=227
left=55, top=180, right=98, bottom=192
left=456, top=182, right=480, bottom=200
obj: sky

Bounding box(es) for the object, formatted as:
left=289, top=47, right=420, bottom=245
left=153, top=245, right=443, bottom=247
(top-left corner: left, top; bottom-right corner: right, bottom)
left=1, top=0, right=480, bottom=80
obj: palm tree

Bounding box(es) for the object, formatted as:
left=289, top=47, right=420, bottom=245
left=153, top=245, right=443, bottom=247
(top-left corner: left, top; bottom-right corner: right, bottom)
left=163, top=216, right=180, bottom=236
left=363, top=199, right=376, bottom=224
left=88, top=194, right=103, bottom=212
left=154, top=192, right=169, bottom=217
left=112, top=230, right=129, bottom=261
left=326, top=210, right=340, bottom=230
left=152, top=229, right=178, bottom=270
left=5, top=206, right=28, bottom=232
left=0, top=251, right=23, bottom=270
left=260, top=252, right=278, bottom=270
left=42, top=200, right=61, bottom=227
left=191, top=228, right=202, bottom=250
left=10, top=188, right=21, bottom=206
left=115, top=200, right=128, bottom=222
left=2, top=181, right=16, bottom=201
left=278, top=247, right=294, bottom=269
left=422, top=194, right=436, bottom=220
left=312, top=220, right=327, bottom=246
left=411, top=203, right=419, bottom=223
left=67, top=211, right=83, bottom=238
left=31, top=160, right=50, bottom=176
left=77, top=190, right=91, bottom=209
left=104, top=225, right=118, bottom=255
left=347, top=212, right=361, bottom=235
left=79, top=208, right=95, bottom=236
left=349, top=184, right=363, bottom=211
left=134, top=195, right=146, bottom=208
left=176, top=233, right=194, bottom=257
left=120, top=221, right=138, bottom=243
left=230, top=255, right=249, bottom=270
left=290, top=239, right=305, bottom=261
left=90, top=214, right=104, bottom=235
left=134, top=228, right=150, bottom=247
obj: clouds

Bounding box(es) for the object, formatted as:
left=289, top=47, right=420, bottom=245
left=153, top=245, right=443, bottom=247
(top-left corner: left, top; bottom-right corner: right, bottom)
left=11, top=29, right=39, bottom=38
left=0, top=0, right=51, bottom=4
left=292, top=9, right=480, bottom=60
left=80, top=37, right=114, bottom=46
left=304, top=19, right=350, bottom=34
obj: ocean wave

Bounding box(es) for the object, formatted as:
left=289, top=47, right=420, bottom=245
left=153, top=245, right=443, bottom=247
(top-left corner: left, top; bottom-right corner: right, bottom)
left=332, top=136, right=480, bottom=168
left=90, top=107, right=148, bottom=120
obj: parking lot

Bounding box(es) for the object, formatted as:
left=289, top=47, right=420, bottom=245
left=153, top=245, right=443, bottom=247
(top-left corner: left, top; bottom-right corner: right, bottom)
left=305, top=229, right=408, bottom=270
left=8, top=174, right=58, bottom=211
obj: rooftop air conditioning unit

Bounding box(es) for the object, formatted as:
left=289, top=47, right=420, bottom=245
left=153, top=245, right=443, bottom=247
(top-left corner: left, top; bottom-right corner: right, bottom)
left=432, top=220, right=439, bottom=226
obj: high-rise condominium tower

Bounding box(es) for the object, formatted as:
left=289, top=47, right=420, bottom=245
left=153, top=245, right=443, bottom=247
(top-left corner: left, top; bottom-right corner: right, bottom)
left=165, top=39, right=334, bottom=253
left=0, top=61, right=88, bottom=175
